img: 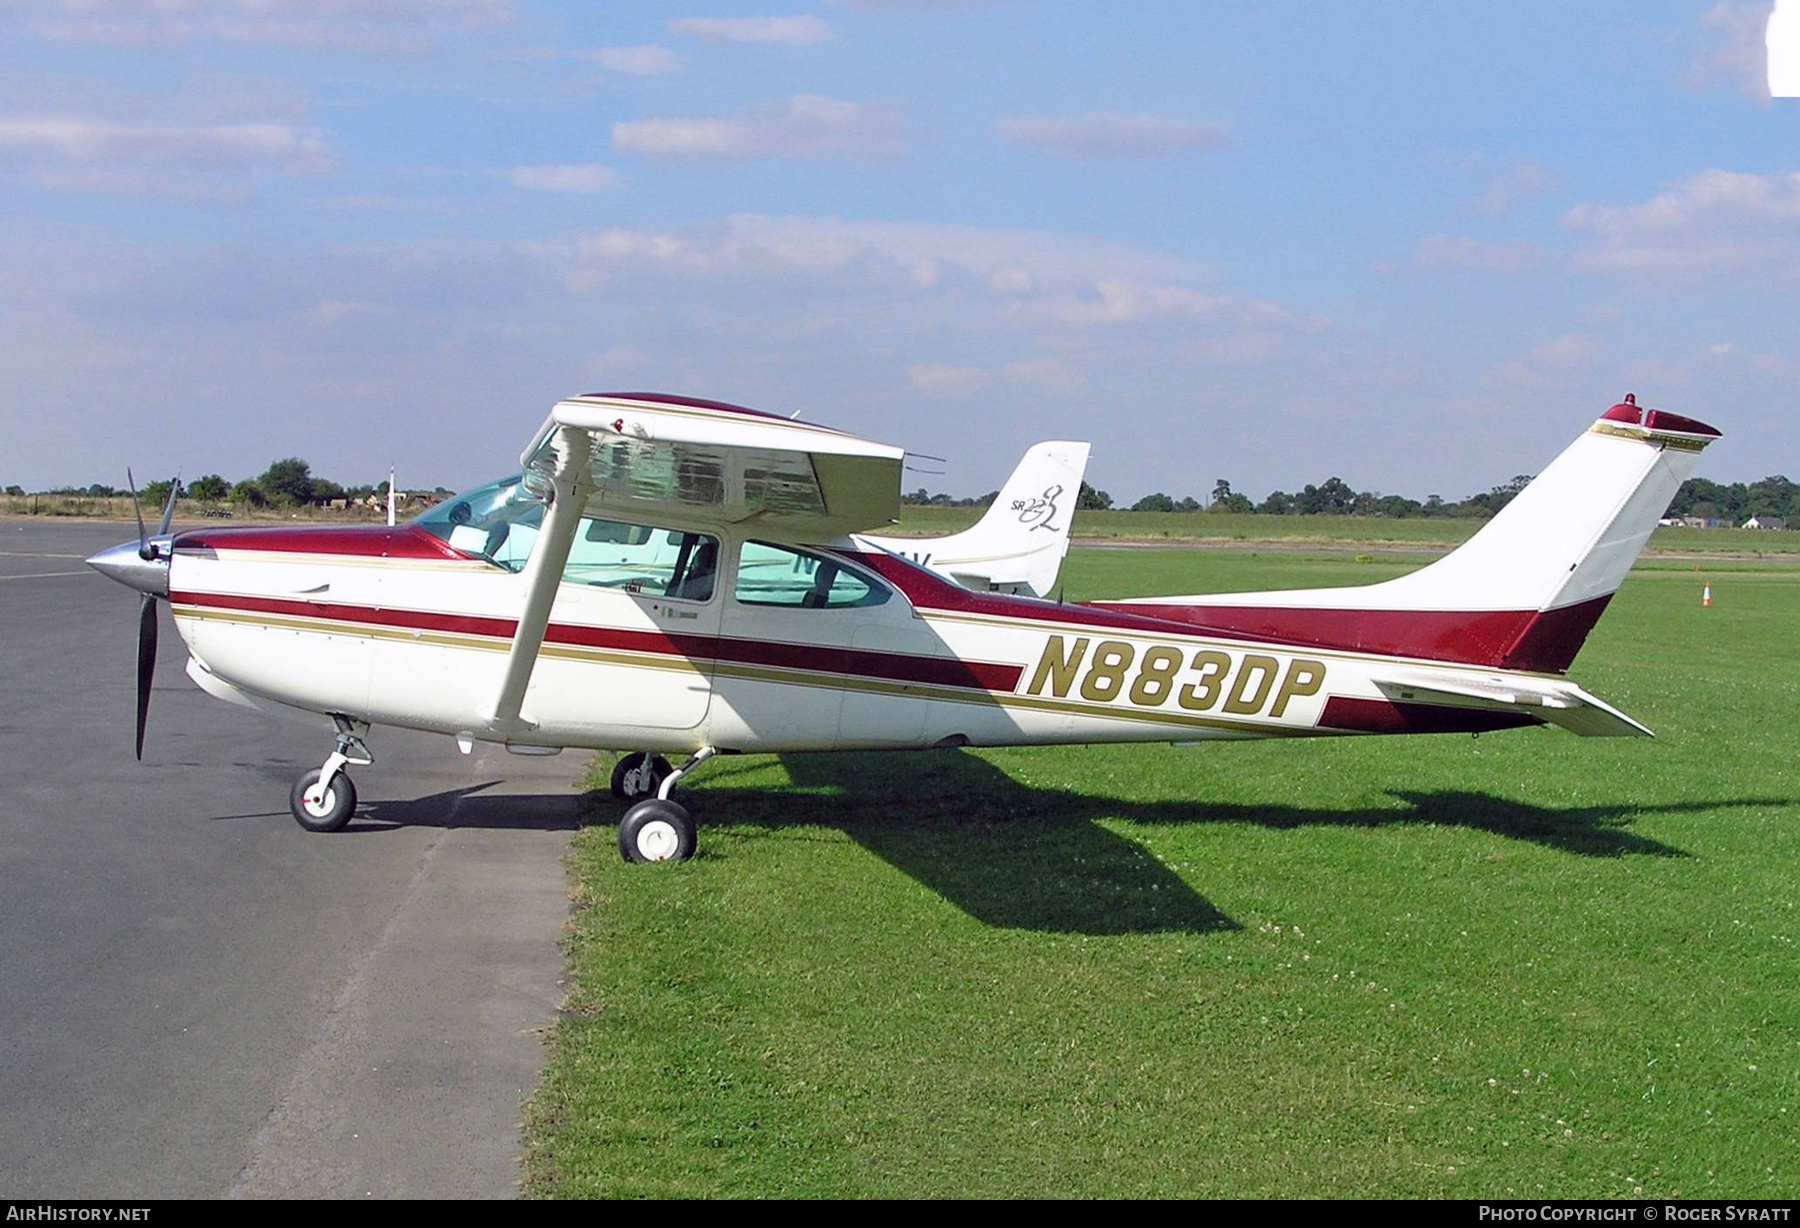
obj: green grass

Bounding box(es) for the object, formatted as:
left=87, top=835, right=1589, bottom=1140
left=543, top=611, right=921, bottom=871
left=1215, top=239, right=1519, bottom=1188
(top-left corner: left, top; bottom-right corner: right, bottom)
left=888, top=505, right=1800, bottom=556
left=525, top=552, right=1800, bottom=1199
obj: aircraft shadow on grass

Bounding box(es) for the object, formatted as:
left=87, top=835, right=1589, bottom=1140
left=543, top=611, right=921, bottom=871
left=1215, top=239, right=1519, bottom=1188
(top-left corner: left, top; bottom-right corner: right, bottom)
left=205, top=752, right=1783, bottom=939
left=669, top=749, right=1779, bottom=937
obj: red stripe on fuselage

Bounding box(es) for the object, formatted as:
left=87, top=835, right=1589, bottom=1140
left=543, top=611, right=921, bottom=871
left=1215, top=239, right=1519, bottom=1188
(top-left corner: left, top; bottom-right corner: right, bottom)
left=845, top=550, right=1606, bottom=674
left=167, top=590, right=1022, bottom=693
left=174, top=524, right=467, bottom=561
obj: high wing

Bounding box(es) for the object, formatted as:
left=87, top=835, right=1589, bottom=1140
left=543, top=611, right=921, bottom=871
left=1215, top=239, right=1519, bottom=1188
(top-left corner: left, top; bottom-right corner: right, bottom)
left=520, top=392, right=906, bottom=536
left=491, top=392, right=907, bottom=733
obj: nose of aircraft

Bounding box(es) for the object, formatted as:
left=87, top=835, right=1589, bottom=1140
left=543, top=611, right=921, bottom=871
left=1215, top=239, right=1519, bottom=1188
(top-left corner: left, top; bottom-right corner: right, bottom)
left=86, top=537, right=172, bottom=598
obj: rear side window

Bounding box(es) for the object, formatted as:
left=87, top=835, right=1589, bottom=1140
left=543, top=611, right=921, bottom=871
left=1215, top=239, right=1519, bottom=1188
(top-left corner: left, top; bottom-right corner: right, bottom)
left=564, top=519, right=719, bottom=602
left=734, top=542, right=889, bottom=609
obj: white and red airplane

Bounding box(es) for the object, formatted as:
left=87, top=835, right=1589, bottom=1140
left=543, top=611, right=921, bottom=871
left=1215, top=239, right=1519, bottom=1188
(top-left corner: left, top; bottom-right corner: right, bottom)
left=88, top=391, right=1717, bottom=862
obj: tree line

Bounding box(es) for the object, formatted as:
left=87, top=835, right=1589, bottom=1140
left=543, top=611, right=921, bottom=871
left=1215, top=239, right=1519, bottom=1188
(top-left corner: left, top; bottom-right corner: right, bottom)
left=11, top=458, right=453, bottom=509
left=10, top=462, right=1795, bottom=526
left=903, top=473, right=1798, bottom=523
left=1662, top=476, right=1799, bottom=523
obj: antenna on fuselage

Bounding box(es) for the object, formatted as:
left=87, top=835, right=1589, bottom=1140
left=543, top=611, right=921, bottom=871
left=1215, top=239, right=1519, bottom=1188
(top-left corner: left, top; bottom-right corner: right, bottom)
left=386, top=464, right=396, bottom=527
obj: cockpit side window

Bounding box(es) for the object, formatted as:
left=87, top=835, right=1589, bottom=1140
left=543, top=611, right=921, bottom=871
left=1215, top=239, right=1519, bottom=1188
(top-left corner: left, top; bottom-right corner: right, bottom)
left=564, top=518, right=719, bottom=602
left=734, top=542, right=890, bottom=609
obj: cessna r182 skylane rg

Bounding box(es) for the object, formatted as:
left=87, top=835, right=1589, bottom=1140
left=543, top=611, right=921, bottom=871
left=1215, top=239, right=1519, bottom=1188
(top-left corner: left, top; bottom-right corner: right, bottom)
left=87, top=392, right=1717, bottom=863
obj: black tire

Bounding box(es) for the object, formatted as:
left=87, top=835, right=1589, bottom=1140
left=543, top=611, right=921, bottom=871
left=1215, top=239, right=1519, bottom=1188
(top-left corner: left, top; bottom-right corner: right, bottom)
left=611, top=752, right=673, bottom=801
left=618, top=798, right=696, bottom=863
left=289, top=768, right=357, bottom=833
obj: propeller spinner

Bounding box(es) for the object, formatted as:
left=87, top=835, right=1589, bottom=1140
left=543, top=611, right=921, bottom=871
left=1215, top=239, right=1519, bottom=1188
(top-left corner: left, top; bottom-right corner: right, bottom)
left=85, top=471, right=180, bottom=760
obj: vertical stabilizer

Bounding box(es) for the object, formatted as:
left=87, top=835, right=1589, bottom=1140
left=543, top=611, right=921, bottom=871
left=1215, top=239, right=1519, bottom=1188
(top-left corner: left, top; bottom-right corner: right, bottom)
left=1097, top=398, right=1720, bottom=672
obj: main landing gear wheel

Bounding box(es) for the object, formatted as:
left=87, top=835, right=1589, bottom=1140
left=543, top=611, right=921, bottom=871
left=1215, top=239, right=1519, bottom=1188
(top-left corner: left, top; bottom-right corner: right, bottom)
left=618, top=798, right=696, bottom=864
left=611, top=752, right=673, bottom=801
left=290, top=767, right=358, bottom=833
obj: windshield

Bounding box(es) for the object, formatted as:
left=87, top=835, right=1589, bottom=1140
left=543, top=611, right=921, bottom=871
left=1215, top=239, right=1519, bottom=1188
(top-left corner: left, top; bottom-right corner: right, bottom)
left=412, top=474, right=545, bottom=572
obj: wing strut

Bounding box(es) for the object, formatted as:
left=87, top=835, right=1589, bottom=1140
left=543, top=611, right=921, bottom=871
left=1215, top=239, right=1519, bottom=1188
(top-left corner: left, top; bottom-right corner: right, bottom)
left=488, top=425, right=588, bottom=735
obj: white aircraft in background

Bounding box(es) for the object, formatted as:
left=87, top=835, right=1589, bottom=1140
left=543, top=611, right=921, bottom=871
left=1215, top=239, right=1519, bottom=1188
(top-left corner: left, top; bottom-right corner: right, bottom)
left=88, top=391, right=1717, bottom=863
left=859, top=440, right=1092, bottom=598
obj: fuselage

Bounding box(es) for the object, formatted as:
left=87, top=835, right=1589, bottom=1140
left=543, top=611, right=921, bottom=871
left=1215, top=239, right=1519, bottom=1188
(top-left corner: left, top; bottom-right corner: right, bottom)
left=166, top=517, right=1547, bottom=758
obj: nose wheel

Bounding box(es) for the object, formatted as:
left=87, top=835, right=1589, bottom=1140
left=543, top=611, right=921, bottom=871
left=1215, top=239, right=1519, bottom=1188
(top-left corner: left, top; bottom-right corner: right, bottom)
left=289, top=719, right=373, bottom=833
left=290, top=767, right=359, bottom=833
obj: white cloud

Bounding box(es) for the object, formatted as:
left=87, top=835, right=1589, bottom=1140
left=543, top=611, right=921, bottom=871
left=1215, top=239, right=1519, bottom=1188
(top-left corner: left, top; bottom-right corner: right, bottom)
left=612, top=95, right=907, bottom=161
left=535, top=215, right=1319, bottom=392
left=908, top=363, right=987, bottom=396
left=1002, top=358, right=1083, bottom=392
left=579, top=44, right=680, bottom=75
left=546, top=214, right=1214, bottom=296
left=1690, top=2, right=1776, bottom=101
left=986, top=266, right=1033, bottom=295
left=0, top=117, right=332, bottom=196
left=667, top=15, right=834, bottom=45
left=1618, top=355, right=1694, bottom=389
left=994, top=112, right=1230, bottom=158
left=1562, top=169, right=1800, bottom=280
left=497, top=163, right=620, bottom=193
left=3, top=0, right=515, bottom=52
left=1487, top=332, right=1600, bottom=388
left=1012, top=278, right=1313, bottom=332
left=0, top=118, right=332, bottom=171
left=1476, top=161, right=1557, bottom=213
left=1413, top=233, right=1541, bottom=273
left=1180, top=330, right=1285, bottom=366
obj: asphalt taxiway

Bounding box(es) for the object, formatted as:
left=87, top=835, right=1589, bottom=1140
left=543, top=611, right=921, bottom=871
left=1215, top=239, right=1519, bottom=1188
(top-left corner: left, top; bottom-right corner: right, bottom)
left=0, top=518, right=580, bottom=1198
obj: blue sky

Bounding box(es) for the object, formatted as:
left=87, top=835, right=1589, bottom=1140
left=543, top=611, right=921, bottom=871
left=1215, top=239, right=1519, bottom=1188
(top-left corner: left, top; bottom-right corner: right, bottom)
left=0, top=0, right=1794, bottom=503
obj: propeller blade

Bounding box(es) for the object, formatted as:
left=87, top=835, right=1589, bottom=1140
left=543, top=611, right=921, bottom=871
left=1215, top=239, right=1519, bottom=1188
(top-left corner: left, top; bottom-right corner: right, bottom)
left=156, top=470, right=180, bottom=536
left=135, top=592, right=157, bottom=761
left=126, top=468, right=149, bottom=560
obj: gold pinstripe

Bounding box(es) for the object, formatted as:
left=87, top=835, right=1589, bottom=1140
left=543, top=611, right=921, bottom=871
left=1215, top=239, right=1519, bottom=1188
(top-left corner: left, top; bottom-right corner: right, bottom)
left=172, top=603, right=1310, bottom=737
left=1587, top=421, right=1709, bottom=452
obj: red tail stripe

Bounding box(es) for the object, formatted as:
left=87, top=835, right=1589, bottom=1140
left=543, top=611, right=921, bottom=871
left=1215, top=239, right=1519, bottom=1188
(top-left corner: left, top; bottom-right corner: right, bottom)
left=1088, top=596, right=1612, bottom=674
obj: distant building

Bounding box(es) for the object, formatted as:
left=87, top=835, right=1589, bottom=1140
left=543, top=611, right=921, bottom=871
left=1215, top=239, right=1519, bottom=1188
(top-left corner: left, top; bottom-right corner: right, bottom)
left=1679, top=516, right=1732, bottom=529
left=1744, top=515, right=1788, bottom=531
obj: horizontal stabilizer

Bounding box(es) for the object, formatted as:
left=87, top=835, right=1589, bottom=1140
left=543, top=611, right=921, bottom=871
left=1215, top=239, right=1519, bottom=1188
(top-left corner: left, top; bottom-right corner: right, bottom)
left=1371, top=670, right=1654, bottom=738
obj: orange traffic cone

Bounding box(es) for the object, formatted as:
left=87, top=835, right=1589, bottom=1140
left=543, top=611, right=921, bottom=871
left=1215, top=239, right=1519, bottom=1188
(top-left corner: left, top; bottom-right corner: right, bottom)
left=1703, top=584, right=1713, bottom=608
